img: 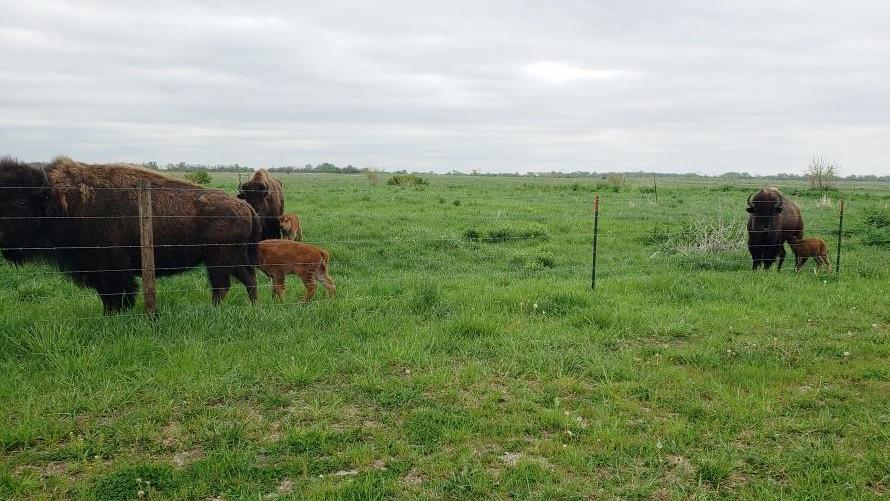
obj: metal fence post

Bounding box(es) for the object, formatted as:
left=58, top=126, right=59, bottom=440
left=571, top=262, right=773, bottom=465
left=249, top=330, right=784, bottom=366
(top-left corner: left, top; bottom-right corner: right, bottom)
left=137, top=181, right=157, bottom=316
left=835, top=199, right=844, bottom=274
left=592, top=194, right=600, bottom=290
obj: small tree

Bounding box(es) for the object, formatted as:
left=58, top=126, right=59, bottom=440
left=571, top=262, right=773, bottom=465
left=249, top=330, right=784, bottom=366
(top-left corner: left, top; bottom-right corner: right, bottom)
left=805, top=156, right=838, bottom=190
left=185, top=171, right=212, bottom=185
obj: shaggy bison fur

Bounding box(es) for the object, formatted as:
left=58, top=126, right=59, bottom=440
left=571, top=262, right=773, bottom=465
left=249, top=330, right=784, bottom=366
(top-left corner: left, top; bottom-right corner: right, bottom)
left=0, top=156, right=261, bottom=313
left=238, top=169, right=284, bottom=240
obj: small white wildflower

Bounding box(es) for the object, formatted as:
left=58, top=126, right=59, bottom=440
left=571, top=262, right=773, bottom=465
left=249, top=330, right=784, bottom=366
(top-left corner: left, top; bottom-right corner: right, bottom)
left=533, top=303, right=538, bottom=309
left=873, top=324, right=879, bottom=329
left=137, top=491, right=145, bottom=498
left=565, top=430, right=573, bottom=436
left=843, top=351, right=850, bottom=357
left=404, top=368, right=411, bottom=375
left=562, top=444, right=567, bottom=448
left=656, top=441, right=663, bottom=449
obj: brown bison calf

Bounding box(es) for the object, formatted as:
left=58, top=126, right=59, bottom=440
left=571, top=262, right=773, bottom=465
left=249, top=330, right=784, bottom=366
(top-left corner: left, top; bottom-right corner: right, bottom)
left=790, top=237, right=830, bottom=272
left=279, top=213, right=302, bottom=241
left=257, top=239, right=335, bottom=302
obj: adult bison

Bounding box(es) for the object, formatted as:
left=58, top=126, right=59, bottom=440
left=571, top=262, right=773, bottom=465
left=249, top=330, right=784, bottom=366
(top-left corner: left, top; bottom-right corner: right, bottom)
left=0, top=156, right=261, bottom=313
left=745, top=187, right=804, bottom=270
left=237, top=169, right=284, bottom=240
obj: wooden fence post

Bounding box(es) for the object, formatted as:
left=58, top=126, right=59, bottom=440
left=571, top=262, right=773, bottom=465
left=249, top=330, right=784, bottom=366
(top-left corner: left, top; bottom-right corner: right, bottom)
left=591, top=194, right=600, bottom=290
left=137, top=181, right=157, bottom=316
left=835, top=199, right=844, bottom=274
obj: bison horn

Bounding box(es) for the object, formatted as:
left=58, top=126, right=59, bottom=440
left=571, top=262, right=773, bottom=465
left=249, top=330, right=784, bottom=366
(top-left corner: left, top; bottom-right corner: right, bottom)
left=746, top=193, right=753, bottom=207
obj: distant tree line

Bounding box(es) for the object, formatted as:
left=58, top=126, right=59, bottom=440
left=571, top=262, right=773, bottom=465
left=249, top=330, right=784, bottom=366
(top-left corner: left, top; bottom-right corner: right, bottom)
left=145, top=161, right=890, bottom=181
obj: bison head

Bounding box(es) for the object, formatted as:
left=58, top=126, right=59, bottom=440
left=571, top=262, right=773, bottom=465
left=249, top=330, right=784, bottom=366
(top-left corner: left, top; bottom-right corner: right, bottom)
left=0, top=157, right=51, bottom=263
left=746, top=189, right=783, bottom=232
left=237, top=179, right=270, bottom=207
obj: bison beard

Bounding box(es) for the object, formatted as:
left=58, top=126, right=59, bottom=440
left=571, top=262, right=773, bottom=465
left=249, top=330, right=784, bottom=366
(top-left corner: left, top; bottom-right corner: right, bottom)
left=237, top=169, right=284, bottom=240
left=745, top=188, right=804, bottom=270
left=0, top=156, right=260, bottom=313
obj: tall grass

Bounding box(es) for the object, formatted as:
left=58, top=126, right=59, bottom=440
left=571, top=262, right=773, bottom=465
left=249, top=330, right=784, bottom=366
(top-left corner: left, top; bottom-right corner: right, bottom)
left=0, top=174, right=888, bottom=499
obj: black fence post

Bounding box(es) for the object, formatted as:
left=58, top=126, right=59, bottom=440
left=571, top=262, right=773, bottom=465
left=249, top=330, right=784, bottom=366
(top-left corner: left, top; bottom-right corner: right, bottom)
left=592, top=194, right=600, bottom=290
left=835, top=199, right=844, bottom=274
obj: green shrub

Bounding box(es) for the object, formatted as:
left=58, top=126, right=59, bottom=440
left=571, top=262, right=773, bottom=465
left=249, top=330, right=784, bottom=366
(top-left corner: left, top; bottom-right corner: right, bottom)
left=463, top=224, right=549, bottom=244
left=863, top=208, right=890, bottom=229
left=184, top=171, right=211, bottom=185
left=387, top=174, right=428, bottom=187
left=463, top=228, right=482, bottom=242
left=861, top=208, right=890, bottom=246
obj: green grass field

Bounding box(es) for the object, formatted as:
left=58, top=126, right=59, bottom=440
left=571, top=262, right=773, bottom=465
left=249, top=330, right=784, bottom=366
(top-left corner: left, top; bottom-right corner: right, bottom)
left=1, top=173, right=888, bottom=499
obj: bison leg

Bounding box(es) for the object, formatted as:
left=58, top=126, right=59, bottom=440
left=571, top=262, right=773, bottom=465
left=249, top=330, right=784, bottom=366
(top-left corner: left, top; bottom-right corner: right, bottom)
left=316, top=272, right=336, bottom=298
left=97, top=272, right=138, bottom=314
left=233, top=265, right=258, bottom=303
left=298, top=272, right=317, bottom=303
left=776, top=246, right=786, bottom=271
left=207, top=265, right=232, bottom=305
left=271, top=271, right=286, bottom=301
left=796, top=255, right=808, bottom=272
left=749, top=246, right=762, bottom=270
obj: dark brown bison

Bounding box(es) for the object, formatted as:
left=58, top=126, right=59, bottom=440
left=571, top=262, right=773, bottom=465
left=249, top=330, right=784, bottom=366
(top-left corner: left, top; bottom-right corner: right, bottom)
left=237, top=169, right=284, bottom=240
left=746, top=187, right=804, bottom=270
left=0, top=156, right=261, bottom=313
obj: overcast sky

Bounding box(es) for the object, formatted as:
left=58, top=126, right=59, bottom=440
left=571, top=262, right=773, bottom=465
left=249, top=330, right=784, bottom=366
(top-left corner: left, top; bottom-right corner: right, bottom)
left=1, top=1, right=889, bottom=175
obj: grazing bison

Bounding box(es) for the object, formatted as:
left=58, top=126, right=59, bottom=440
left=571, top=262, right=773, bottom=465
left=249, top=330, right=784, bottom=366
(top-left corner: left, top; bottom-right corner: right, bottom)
left=257, top=239, right=335, bottom=303
left=745, top=188, right=804, bottom=270
left=0, top=156, right=261, bottom=312
left=790, top=237, right=830, bottom=272
left=237, top=169, right=284, bottom=240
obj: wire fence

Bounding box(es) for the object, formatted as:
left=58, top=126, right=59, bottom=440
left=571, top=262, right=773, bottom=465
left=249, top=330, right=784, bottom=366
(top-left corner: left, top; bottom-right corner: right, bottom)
left=0, top=178, right=887, bottom=323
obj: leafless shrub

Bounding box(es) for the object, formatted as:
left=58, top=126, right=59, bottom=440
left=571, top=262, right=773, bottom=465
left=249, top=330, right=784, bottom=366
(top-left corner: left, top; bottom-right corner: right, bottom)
left=805, top=156, right=838, bottom=190
left=647, top=218, right=746, bottom=257
left=365, top=167, right=380, bottom=186
left=606, top=173, right=625, bottom=190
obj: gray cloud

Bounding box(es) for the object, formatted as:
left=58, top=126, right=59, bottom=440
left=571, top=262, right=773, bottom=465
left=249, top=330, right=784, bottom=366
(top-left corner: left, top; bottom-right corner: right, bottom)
left=1, top=0, right=889, bottom=174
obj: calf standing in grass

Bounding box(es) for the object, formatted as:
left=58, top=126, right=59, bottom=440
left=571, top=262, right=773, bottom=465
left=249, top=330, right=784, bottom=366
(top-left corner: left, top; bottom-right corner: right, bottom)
left=257, top=239, right=335, bottom=302
left=790, top=237, right=830, bottom=272
left=279, top=213, right=303, bottom=241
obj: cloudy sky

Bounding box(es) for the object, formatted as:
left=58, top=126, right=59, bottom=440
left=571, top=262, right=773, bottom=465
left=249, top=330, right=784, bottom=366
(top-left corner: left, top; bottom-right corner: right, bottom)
left=1, top=1, right=888, bottom=175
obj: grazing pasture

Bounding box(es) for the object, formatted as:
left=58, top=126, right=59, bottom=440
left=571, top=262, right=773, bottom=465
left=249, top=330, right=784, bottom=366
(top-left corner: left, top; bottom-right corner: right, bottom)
left=1, top=173, right=888, bottom=499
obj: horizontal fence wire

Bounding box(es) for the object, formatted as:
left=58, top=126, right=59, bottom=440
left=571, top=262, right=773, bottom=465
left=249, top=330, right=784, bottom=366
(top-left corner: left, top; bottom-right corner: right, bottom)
left=1, top=178, right=884, bottom=323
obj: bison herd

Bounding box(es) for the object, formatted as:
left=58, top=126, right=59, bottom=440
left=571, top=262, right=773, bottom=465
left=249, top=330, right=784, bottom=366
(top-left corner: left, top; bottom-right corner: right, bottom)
left=0, top=157, right=830, bottom=315
left=0, top=156, right=333, bottom=313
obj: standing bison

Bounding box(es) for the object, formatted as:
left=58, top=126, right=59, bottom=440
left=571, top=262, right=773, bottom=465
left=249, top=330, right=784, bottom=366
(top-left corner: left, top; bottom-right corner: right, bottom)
left=0, top=156, right=261, bottom=312
left=237, top=169, right=284, bottom=240
left=745, top=187, right=804, bottom=270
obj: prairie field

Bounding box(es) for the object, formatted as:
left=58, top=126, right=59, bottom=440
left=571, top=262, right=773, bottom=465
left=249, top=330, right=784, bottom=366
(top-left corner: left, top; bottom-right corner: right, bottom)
left=1, top=173, right=889, bottom=499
